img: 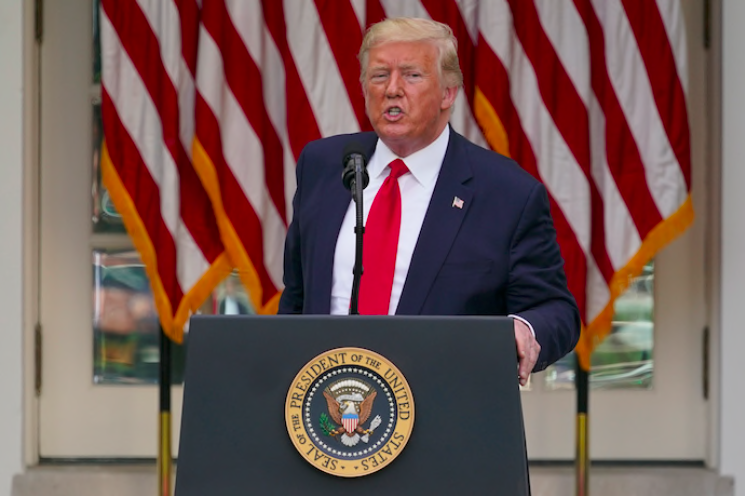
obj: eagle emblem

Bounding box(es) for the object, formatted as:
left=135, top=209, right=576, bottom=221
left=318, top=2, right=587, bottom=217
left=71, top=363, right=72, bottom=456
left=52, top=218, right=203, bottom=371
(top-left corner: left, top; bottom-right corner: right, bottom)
left=286, top=348, right=415, bottom=477
left=320, top=378, right=382, bottom=447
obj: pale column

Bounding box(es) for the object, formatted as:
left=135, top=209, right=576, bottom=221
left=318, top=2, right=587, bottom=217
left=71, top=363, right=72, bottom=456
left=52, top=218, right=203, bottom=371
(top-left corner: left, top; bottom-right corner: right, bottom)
left=0, top=0, right=25, bottom=492
left=721, top=0, right=745, bottom=494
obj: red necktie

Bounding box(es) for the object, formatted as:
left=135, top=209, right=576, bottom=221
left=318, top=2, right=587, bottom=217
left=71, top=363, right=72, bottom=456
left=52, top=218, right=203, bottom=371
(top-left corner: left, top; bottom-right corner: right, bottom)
left=358, top=159, right=410, bottom=314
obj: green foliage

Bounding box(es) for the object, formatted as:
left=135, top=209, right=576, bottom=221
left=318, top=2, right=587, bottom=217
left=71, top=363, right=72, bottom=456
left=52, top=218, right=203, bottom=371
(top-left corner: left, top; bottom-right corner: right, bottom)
left=319, top=413, right=336, bottom=436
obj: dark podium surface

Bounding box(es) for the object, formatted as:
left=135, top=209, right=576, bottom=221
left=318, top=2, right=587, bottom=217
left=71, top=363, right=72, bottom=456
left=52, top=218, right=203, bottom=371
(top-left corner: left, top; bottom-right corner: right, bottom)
left=176, top=315, right=530, bottom=495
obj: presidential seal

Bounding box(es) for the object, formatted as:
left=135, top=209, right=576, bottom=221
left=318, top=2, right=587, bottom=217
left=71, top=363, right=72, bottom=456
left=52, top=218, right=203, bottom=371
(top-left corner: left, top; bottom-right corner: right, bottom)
left=285, top=347, right=415, bottom=477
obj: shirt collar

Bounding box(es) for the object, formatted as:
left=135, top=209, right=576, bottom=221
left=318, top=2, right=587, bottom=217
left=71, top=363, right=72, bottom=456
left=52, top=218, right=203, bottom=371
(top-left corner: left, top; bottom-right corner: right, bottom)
left=368, top=124, right=450, bottom=187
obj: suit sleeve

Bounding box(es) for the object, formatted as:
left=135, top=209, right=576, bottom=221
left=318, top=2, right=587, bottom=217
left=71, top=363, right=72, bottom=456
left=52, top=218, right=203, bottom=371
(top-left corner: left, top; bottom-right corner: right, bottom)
left=508, top=182, right=581, bottom=371
left=278, top=149, right=306, bottom=314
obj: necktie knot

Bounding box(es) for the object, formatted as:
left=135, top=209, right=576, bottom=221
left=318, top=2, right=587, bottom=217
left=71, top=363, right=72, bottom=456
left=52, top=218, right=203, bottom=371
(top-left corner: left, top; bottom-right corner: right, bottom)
left=388, top=159, right=409, bottom=181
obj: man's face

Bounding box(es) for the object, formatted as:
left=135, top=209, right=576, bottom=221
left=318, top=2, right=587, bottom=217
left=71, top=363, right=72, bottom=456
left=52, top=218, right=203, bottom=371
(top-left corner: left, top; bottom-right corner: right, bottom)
left=363, top=40, right=458, bottom=158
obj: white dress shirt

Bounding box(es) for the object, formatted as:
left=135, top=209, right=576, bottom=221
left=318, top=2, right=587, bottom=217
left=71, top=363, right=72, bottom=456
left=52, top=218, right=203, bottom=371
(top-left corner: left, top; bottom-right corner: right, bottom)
left=330, top=126, right=450, bottom=315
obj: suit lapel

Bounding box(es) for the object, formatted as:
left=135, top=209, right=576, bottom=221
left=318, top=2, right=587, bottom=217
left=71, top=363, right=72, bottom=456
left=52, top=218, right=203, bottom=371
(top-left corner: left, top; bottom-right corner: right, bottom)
left=397, top=130, right=474, bottom=315
left=311, top=133, right=379, bottom=313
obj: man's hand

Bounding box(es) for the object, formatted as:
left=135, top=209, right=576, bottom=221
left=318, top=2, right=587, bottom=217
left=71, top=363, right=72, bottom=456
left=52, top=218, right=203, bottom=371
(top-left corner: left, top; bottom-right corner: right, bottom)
left=514, top=319, right=540, bottom=387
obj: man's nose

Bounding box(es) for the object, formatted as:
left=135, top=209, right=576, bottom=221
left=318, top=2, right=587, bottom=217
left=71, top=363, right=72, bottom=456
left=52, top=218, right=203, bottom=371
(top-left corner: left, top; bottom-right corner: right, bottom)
left=385, top=72, right=403, bottom=97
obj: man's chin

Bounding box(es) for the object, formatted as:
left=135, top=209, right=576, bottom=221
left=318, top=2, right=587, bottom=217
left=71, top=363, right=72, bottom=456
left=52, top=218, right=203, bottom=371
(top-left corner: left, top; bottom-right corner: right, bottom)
left=375, top=126, right=409, bottom=144
left=378, top=135, right=428, bottom=158
left=377, top=134, right=407, bottom=150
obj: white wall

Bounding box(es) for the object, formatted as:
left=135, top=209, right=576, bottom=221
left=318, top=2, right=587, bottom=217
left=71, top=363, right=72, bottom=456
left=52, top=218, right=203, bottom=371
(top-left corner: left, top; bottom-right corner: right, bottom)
left=0, top=0, right=25, bottom=493
left=721, top=1, right=745, bottom=494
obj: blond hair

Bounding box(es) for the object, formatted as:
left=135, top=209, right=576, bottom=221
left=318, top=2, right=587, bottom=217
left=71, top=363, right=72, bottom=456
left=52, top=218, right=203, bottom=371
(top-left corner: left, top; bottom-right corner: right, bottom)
left=358, top=17, right=463, bottom=88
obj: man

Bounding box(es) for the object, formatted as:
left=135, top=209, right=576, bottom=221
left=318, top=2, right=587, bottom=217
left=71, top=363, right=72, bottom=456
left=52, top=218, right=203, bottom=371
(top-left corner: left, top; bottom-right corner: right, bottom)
left=278, top=17, right=579, bottom=385
left=219, top=277, right=250, bottom=315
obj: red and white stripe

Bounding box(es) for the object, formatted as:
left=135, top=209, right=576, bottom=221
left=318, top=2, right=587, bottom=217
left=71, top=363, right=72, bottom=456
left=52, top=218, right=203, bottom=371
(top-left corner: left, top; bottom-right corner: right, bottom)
left=100, top=0, right=229, bottom=342
left=343, top=417, right=359, bottom=434
left=473, top=0, right=692, bottom=367
left=102, top=1, right=693, bottom=362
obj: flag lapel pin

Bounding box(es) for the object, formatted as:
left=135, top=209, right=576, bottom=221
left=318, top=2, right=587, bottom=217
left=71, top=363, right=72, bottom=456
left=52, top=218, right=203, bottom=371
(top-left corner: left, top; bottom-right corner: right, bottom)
left=452, top=196, right=464, bottom=209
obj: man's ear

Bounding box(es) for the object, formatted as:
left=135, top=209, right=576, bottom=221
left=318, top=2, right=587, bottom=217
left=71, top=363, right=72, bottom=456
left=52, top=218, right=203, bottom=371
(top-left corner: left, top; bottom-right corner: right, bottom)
left=441, top=85, right=459, bottom=110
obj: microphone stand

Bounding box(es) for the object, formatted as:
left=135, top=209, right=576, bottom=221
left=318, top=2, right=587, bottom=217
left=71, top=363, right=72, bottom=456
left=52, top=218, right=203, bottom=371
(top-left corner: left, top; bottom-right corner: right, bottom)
left=348, top=156, right=366, bottom=315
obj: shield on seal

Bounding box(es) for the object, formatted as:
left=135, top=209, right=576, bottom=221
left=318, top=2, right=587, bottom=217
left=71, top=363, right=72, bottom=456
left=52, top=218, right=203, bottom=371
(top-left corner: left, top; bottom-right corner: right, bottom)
left=342, top=412, right=359, bottom=434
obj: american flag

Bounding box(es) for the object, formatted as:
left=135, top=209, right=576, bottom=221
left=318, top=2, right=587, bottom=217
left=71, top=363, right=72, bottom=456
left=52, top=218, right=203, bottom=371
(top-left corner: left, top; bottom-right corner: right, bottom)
left=101, top=0, right=692, bottom=365
left=100, top=0, right=232, bottom=343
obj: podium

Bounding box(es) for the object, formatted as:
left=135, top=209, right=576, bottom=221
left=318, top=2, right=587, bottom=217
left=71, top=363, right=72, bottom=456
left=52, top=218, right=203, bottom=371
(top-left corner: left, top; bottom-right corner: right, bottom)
left=175, top=315, right=530, bottom=495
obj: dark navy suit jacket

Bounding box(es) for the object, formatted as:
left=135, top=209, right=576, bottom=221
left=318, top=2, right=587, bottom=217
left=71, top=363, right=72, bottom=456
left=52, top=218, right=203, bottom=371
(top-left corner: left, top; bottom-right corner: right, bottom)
left=278, top=128, right=580, bottom=371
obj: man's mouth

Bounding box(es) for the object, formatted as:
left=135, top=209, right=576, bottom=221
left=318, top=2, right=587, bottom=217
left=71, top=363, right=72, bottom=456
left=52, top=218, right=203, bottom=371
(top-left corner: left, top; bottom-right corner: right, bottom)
left=385, top=107, right=403, bottom=118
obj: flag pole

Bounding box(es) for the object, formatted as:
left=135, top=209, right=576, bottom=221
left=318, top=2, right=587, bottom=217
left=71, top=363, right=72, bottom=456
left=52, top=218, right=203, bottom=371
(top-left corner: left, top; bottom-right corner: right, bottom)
left=158, top=326, right=172, bottom=496
left=575, top=359, right=589, bottom=496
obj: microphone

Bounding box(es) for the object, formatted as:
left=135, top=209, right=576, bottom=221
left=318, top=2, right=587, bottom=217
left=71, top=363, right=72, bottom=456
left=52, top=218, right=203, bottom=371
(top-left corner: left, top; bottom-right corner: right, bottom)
left=341, top=142, right=369, bottom=315
left=341, top=142, right=369, bottom=191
